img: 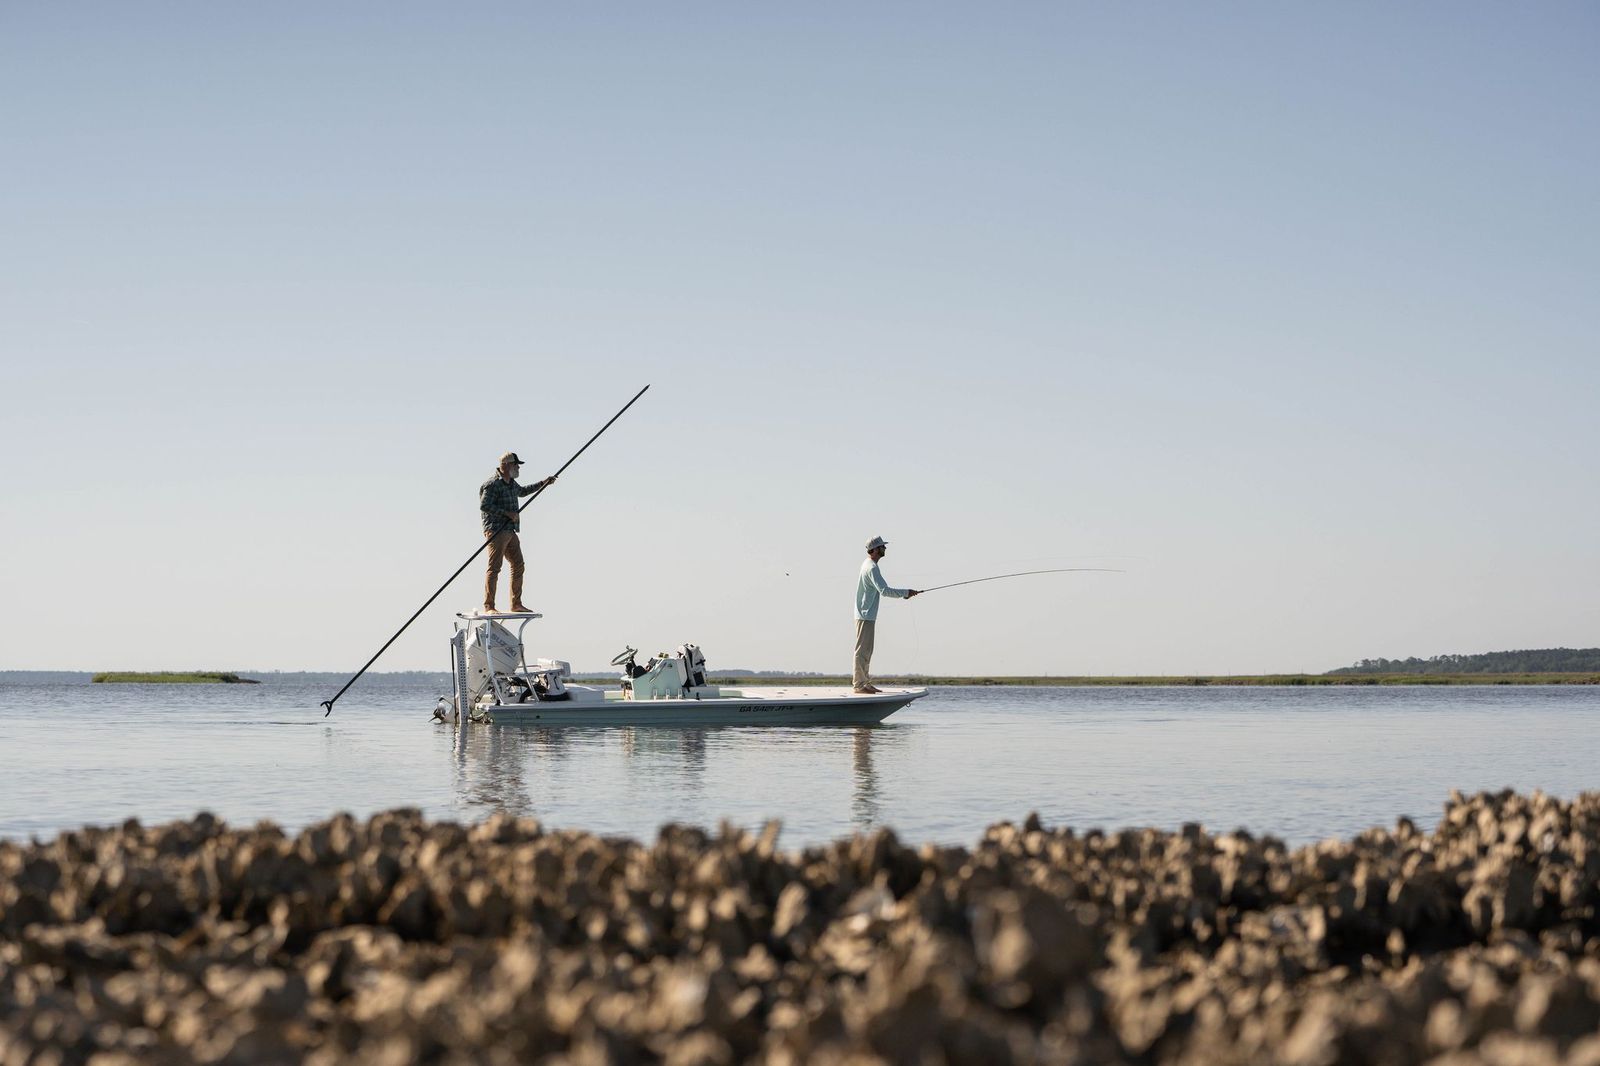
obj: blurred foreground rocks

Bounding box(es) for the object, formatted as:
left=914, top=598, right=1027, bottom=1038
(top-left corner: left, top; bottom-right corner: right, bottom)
left=3, top=789, right=1600, bottom=1064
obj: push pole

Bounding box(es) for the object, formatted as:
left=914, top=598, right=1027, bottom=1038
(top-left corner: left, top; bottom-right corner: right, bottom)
left=321, top=384, right=651, bottom=716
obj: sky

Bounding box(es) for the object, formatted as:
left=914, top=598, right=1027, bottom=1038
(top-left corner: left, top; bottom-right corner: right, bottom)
left=2, top=4, right=1596, bottom=677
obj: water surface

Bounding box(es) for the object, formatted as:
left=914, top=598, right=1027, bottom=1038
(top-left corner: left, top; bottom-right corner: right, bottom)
left=2, top=677, right=1595, bottom=847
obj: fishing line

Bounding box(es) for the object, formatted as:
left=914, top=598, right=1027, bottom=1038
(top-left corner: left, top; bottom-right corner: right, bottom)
left=908, top=596, right=923, bottom=678
left=917, top=568, right=1123, bottom=595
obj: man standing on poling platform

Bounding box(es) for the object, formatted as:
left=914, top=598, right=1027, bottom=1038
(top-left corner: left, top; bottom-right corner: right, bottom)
left=480, top=451, right=556, bottom=614
left=854, top=535, right=918, bottom=693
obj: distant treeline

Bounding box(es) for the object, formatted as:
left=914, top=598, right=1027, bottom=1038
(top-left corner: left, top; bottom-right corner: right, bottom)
left=1329, top=648, right=1600, bottom=675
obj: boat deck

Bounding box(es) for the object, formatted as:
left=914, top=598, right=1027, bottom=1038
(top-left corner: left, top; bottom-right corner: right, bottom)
left=477, top=685, right=928, bottom=727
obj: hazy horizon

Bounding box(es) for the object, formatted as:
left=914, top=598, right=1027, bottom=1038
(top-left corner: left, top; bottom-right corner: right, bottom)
left=12, top=641, right=1600, bottom=682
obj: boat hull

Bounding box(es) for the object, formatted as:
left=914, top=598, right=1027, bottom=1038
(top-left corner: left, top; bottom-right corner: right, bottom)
left=475, top=687, right=927, bottom=727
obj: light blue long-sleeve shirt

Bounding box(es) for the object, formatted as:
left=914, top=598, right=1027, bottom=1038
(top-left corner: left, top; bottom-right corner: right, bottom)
left=855, top=558, right=908, bottom=621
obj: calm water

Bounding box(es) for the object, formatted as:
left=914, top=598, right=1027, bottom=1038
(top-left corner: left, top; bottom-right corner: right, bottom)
left=2, top=676, right=1596, bottom=848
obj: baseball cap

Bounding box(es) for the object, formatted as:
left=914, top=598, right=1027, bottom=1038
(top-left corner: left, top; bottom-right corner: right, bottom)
left=499, top=452, right=524, bottom=466
left=866, top=535, right=888, bottom=551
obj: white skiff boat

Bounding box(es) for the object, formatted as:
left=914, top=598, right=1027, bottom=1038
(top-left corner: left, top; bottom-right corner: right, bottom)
left=435, top=611, right=927, bottom=728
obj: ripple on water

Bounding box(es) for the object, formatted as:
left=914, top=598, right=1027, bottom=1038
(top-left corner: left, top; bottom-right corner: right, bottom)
left=1, top=679, right=1597, bottom=846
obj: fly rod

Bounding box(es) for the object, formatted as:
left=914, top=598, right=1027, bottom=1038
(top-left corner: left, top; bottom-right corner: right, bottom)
left=917, top=568, right=1123, bottom=595
left=321, top=383, right=651, bottom=716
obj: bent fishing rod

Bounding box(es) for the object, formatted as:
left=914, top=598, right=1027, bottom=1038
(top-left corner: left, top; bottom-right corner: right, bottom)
left=321, top=383, right=650, bottom=716
left=917, top=568, right=1123, bottom=595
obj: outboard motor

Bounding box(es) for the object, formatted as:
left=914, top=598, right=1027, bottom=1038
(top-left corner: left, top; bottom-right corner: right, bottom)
left=464, top=619, right=523, bottom=703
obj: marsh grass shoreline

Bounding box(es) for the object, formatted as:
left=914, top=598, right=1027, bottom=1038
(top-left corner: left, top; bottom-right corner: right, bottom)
left=65, top=671, right=1600, bottom=687
left=90, top=672, right=259, bottom=684
left=700, top=672, right=1600, bottom=687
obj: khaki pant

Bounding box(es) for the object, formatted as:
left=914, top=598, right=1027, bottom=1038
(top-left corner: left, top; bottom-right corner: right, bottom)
left=853, top=619, right=876, bottom=688
left=484, top=530, right=525, bottom=610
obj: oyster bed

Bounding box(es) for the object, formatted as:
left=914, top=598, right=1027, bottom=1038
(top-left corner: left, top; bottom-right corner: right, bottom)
left=3, top=790, right=1599, bottom=1064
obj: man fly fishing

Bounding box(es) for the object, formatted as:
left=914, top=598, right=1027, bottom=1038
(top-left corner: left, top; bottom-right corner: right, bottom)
left=854, top=535, right=919, bottom=694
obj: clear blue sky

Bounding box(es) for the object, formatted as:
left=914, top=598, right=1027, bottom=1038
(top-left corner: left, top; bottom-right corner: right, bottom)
left=3, top=4, right=1596, bottom=674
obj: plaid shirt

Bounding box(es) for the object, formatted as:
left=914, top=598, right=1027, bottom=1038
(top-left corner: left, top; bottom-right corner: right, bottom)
left=480, top=473, right=539, bottom=534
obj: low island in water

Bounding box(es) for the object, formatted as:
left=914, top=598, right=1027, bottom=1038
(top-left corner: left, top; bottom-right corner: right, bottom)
left=91, top=672, right=259, bottom=684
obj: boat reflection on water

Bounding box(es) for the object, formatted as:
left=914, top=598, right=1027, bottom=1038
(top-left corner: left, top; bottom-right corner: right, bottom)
left=852, top=728, right=882, bottom=830
left=442, top=722, right=903, bottom=837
